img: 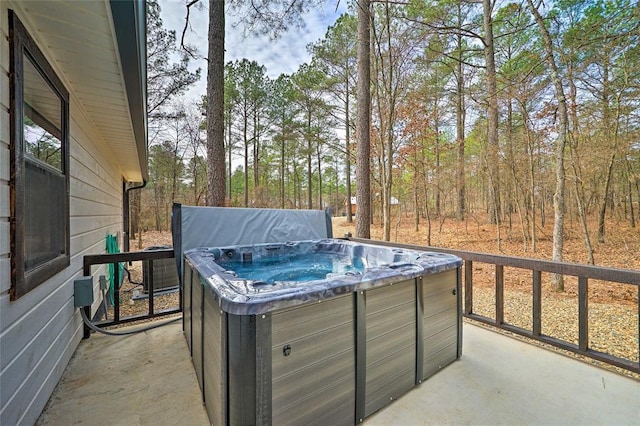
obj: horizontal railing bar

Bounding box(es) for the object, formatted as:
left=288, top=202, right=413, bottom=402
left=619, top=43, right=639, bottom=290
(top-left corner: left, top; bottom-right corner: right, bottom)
left=84, top=248, right=174, bottom=270
left=82, top=248, right=179, bottom=338
left=468, top=314, right=639, bottom=373
left=347, top=238, right=640, bottom=285
left=93, top=308, right=182, bottom=328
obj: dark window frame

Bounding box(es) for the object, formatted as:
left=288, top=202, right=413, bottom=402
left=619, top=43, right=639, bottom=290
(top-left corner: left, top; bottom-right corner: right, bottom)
left=9, top=10, right=70, bottom=300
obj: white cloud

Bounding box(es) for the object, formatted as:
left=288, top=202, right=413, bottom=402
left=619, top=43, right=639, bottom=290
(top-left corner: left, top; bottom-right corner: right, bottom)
left=158, top=0, right=349, bottom=100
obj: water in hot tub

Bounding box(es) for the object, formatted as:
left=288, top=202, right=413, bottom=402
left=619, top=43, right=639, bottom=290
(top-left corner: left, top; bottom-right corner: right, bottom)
left=218, top=253, right=366, bottom=284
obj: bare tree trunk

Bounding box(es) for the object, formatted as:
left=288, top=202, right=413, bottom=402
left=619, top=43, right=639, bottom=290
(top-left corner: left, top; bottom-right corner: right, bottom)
left=506, top=96, right=514, bottom=226
left=307, top=111, right=313, bottom=209
left=597, top=73, right=621, bottom=243
left=528, top=0, right=567, bottom=291
left=521, top=103, right=536, bottom=252
left=425, top=191, right=432, bottom=246
left=564, top=54, right=594, bottom=262
left=227, top=110, right=232, bottom=199
left=170, top=129, right=181, bottom=208
left=356, top=0, right=371, bottom=238
left=565, top=56, right=594, bottom=262
left=280, top=116, right=285, bottom=209
left=193, top=162, right=198, bottom=205
left=434, top=98, right=441, bottom=218
left=372, top=2, right=395, bottom=242
left=483, top=0, right=500, bottom=225
left=598, top=151, right=616, bottom=243
left=414, top=179, right=419, bottom=232
left=206, top=0, right=226, bottom=207
left=253, top=108, right=259, bottom=188
left=568, top=136, right=594, bottom=263
left=455, top=3, right=466, bottom=222
left=345, top=68, right=353, bottom=223
left=382, top=104, right=393, bottom=240
left=317, top=137, right=323, bottom=208
left=243, top=118, right=249, bottom=206
left=334, top=157, right=340, bottom=215
left=293, top=163, right=298, bottom=208
left=627, top=159, right=636, bottom=228
left=153, top=184, right=162, bottom=231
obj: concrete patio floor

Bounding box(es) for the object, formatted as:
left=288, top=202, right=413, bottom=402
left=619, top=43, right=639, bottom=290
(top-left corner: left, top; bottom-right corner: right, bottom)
left=37, top=320, right=639, bottom=426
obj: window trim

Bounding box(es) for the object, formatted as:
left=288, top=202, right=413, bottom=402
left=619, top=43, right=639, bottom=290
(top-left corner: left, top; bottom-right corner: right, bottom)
left=9, top=10, right=70, bottom=300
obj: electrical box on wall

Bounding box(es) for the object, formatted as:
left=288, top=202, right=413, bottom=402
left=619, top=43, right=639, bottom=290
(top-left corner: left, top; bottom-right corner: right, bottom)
left=74, top=277, right=94, bottom=307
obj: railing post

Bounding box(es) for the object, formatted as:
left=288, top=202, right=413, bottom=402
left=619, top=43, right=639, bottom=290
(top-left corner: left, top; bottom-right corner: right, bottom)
left=578, top=277, right=588, bottom=353
left=113, top=262, right=120, bottom=323
left=495, top=265, right=504, bottom=325
left=148, top=259, right=155, bottom=317
left=82, top=261, right=92, bottom=339
left=533, top=270, right=542, bottom=337
left=464, top=260, right=473, bottom=315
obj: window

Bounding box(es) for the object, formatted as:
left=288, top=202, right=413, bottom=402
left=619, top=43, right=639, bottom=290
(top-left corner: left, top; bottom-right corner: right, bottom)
left=9, top=11, right=70, bottom=300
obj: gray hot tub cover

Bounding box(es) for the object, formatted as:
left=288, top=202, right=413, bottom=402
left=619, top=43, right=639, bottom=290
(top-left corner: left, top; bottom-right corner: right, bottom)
left=171, top=204, right=332, bottom=284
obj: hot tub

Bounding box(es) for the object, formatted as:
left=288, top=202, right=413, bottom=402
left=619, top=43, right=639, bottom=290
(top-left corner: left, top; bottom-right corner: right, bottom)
left=183, top=239, right=462, bottom=425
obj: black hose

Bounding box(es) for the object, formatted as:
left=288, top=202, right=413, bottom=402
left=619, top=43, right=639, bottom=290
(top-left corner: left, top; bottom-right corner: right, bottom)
left=123, top=265, right=143, bottom=285
left=80, top=308, right=181, bottom=336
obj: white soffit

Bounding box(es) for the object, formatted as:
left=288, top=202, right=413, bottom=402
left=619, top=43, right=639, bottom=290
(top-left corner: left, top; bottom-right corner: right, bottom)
left=16, top=0, right=143, bottom=182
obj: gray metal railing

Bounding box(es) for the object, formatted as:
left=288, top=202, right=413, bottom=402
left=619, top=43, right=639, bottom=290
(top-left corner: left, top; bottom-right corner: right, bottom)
left=348, top=237, right=640, bottom=374
left=82, top=239, right=639, bottom=373
left=82, top=248, right=180, bottom=338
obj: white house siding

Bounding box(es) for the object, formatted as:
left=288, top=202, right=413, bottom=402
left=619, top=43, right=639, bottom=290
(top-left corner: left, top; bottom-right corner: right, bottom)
left=0, top=4, right=127, bottom=425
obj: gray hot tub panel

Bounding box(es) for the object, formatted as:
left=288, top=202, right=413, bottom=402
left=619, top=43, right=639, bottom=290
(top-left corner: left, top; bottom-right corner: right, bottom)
left=272, top=295, right=355, bottom=426
left=364, top=280, right=417, bottom=417
left=423, top=269, right=459, bottom=379
left=183, top=240, right=462, bottom=425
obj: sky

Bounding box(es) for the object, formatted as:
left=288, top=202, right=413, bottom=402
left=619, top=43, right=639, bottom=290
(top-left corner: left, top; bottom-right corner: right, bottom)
left=158, top=0, right=350, bottom=99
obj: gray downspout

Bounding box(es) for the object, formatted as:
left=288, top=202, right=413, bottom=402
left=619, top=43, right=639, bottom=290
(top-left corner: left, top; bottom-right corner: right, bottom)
left=123, top=180, right=147, bottom=253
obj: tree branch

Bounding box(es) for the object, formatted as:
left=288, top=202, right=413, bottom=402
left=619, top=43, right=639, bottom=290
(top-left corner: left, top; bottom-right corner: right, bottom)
left=182, top=0, right=203, bottom=60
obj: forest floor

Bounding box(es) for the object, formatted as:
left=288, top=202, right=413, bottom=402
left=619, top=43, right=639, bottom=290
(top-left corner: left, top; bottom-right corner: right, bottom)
left=116, top=212, right=639, bottom=380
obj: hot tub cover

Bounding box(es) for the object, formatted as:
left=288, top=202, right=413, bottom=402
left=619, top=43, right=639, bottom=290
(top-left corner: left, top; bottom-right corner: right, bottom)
left=172, top=204, right=332, bottom=286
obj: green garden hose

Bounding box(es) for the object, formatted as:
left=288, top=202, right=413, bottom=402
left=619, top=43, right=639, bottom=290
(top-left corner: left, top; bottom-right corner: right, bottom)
left=105, top=234, right=123, bottom=306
